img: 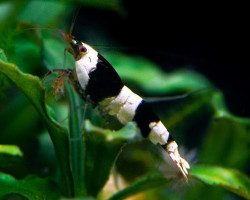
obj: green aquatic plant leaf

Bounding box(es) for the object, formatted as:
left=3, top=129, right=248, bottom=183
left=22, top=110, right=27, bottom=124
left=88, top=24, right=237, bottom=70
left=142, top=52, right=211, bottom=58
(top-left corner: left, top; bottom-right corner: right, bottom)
left=0, top=172, right=62, bottom=200
left=0, top=144, right=23, bottom=156
left=201, top=92, right=250, bottom=169
left=108, top=173, right=171, bottom=200
left=190, top=165, right=250, bottom=199
left=83, top=120, right=138, bottom=197
left=0, top=56, right=73, bottom=196
left=106, top=53, right=211, bottom=95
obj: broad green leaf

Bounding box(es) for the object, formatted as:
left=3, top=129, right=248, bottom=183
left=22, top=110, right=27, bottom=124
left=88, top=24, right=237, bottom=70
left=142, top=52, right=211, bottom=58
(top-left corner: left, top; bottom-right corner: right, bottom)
left=0, top=145, right=23, bottom=156
left=0, top=144, right=27, bottom=178
left=201, top=92, right=250, bottom=170
left=190, top=165, right=250, bottom=199
left=107, top=173, right=171, bottom=200
left=83, top=120, right=138, bottom=196
left=18, top=1, right=73, bottom=28
left=84, top=120, right=138, bottom=141
left=0, top=58, right=73, bottom=196
left=106, top=53, right=211, bottom=95
left=0, top=172, right=61, bottom=200
left=212, top=92, right=250, bottom=125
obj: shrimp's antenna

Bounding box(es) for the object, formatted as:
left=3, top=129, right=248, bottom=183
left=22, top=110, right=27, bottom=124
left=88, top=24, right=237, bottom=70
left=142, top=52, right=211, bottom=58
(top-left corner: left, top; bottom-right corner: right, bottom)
left=15, top=26, right=68, bottom=37
left=69, top=7, right=80, bottom=36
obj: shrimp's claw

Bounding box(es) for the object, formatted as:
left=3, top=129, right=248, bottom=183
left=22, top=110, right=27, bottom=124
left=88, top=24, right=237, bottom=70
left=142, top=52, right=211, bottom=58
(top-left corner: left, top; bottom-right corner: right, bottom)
left=165, top=141, right=190, bottom=181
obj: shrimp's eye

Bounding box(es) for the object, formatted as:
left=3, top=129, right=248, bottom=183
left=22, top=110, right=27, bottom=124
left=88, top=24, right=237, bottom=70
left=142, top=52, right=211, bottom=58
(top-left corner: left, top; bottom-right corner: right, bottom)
left=79, top=45, right=88, bottom=53
left=70, top=40, right=77, bottom=46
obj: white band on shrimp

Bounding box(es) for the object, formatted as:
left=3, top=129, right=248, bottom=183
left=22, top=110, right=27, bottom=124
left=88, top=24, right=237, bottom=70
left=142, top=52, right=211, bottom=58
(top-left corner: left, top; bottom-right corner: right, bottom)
left=149, top=121, right=170, bottom=145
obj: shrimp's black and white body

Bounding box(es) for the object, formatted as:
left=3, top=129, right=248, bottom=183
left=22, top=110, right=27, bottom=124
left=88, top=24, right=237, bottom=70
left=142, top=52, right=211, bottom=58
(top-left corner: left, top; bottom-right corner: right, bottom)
left=47, top=33, right=190, bottom=180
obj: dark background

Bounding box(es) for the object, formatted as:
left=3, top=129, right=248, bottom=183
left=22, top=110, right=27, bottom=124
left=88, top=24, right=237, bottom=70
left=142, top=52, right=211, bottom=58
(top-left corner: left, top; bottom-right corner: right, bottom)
left=72, top=1, right=249, bottom=118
